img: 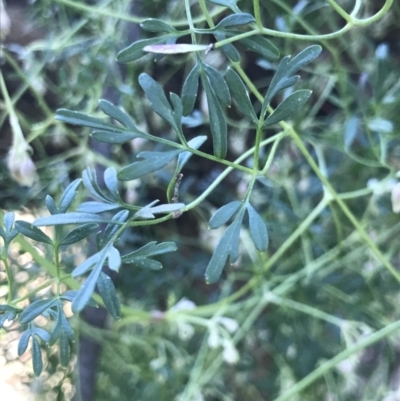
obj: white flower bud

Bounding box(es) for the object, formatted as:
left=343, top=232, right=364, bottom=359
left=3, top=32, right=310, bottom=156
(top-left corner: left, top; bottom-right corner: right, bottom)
left=218, top=317, right=239, bottom=333
left=7, top=141, right=37, bottom=187
left=207, top=326, right=220, bottom=349
left=177, top=321, right=195, bottom=341
left=171, top=298, right=196, bottom=311
left=0, top=1, right=11, bottom=39
left=222, top=339, right=239, bottom=365
left=391, top=182, right=400, bottom=213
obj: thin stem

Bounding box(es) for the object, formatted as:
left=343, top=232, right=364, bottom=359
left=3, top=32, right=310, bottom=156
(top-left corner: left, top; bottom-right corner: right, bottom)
left=253, top=0, right=263, bottom=30
left=3, top=258, right=13, bottom=304
left=272, top=319, right=400, bottom=401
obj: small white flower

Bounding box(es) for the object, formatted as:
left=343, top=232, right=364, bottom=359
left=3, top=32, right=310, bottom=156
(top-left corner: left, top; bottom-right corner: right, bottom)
left=7, top=140, right=37, bottom=187
left=6, top=110, right=37, bottom=187
left=391, top=182, right=400, bottom=213
left=0, top=0, right=10, bottom=39
left=171, top=298, right=196, bottom=312
left=149, top=357, right=165, bottom=370
left=207, top=325, right=220, bottom=349
left=177, top=321, right=195, bottom=341
left=222, top=339, right=240, bottom=365
left=218, top=317, right=239, bottom=333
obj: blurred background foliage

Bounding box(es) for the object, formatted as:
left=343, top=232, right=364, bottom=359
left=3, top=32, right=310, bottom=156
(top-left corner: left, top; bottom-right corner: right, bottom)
left=1, top=0, right=400, bottom=400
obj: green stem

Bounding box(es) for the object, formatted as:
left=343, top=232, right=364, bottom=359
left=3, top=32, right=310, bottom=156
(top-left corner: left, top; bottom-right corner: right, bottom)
left=3, top=257, right=13, bottom=304
left=272, top=319, right=400, bottom=401
left=284, top=123, right=400, bottom=284
left=253, top=0, right=263, bottom=30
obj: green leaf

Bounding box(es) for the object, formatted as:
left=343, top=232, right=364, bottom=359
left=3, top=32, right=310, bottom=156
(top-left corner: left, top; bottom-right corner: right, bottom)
left=34, top=213, right=111, bottom=226
left=117, top=37, right=170, bottom=63
left=246, top=203, right=268, bottom=252
left=239, top=36, right=279, bottom=60
left=202, top=75, right=227, bottom=159
left=208, top=0, right=241, bottom=13
left=215, top=32, right=240, bottom=62
left=125, top=257, right=163, bottom=270
left=18, top=331, right=31, bottom=356
left=286, top=45, right=322, bottom=76
left=101, top=210, right=129, bottom=246
left=134, top=202, right=185, bottom=219
left=118, top=149, right=183, bottom=181
left=0, top=305, right=19, bottom=327
left=31, top=335, right=43, bottom=376
left=104, top=167, right=121, bottom=202
left=20, top=298, right=56, bottom=324
left=32, top=327, right=50, bottom=342
left=72, top=263, right=103, bottom=313
left=140, top=18, right=177, bottom=33
left=82, top=168, right=115, bottom=203
left=170, top=92, right=184, bottom=134
left=46, top=195, right=58, bottom=214
left=59, top=179, right=82, bottom=213
left=59, top=223, right=99, bottom=246
left=182, top=63, right=200, bottom=116
left=205, top=209, right=245, bottom=283
left=209, top=200, right=242, bottom=229
left=55, top=109, right=117, bottom=131
left=59, top=333, right=70, bottom=367
left=97, top=272, right=121, bottom=319
left=15, top=221, right=53, bottom=244
left=122, top=241, right=177, bottom=261
left=203, top=63, right=231, bottom=108
left=98, top=99, right=137, bottom=130
left=107, top=246, right=121, bottom=272
left=138, top=73, right=176, bottom=129
left=4, top=212, right=14, bottom=232
left=72, top=252, right=101, bottom=278
left=216, top=13, right=254, bottom=28
left=61, top=290, right=97, bottom=307
left=91, top=130, right=138, bottom=144
left=264, top=90, right=311, bottom=126
left=77, top=202, right=120, bottom=214
left=262, top=45, right=322, bottom=111
left=225, top=68, right=257, bottom=122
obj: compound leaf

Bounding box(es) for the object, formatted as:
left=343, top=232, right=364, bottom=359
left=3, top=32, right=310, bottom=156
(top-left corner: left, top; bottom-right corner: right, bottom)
left=15, top=221, right=53, bottom=244
left=59, top=223, right=99, bottom=246
left=97, top=272, right=121, bottom=319
left=209, top=200, right=242, bottom=229
left=118, top=149, right=183, bottom=181
left=202, top=75, right=227, bottom=159
left=77, top=202, right=120, bottom=214
left=216, top=13, right=254, bottom=28
left=264, top=90, right=311, bottom=126
left=225, top=68, right=257, bottom=122
left=239, top=36, right=279, bottom=60
left=117, top=37, right=169, bottom=63
left=20, top=298, right=56, bottom=324
left=203, top=63, right=231, bottom=108
left=91, top=130, right=138, bottom=144
left=98, top=99, right=137, bottom=130
left=55, top=109, right=117, bottom=131
left=122, top=241, right=177, bottom=261
left=31, top=335, right=43, bottom=376
left=246, top=203, right=268, bottom=252
left=182, top=63, right=201, bottom=116
left=138, top=73, right=176, bottom=129
left=140, top=18, right=177, bottom=33
left=34, top=213, right=110, bottom=226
